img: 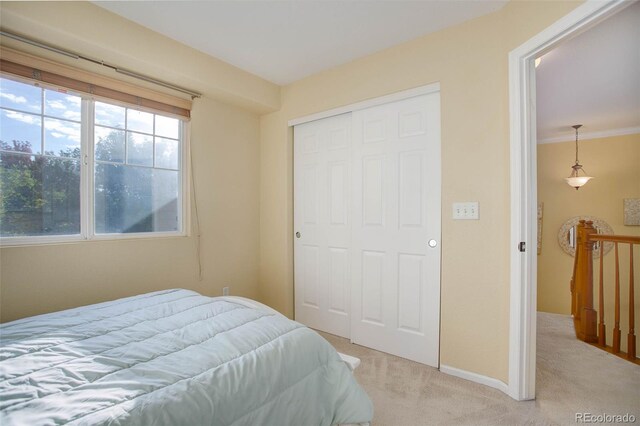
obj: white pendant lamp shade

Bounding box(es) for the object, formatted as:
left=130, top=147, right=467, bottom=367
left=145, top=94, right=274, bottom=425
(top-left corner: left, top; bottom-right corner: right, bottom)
left=565, top=175, right=593, bottom=189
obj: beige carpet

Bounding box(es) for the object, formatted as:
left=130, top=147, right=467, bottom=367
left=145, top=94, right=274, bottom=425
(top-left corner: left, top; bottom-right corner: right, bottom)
left=319, top=312, right=639, bottom=425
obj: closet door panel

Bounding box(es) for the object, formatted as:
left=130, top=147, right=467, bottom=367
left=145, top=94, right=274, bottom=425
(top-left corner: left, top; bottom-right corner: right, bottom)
left=351, top=93, right=441, bottom=367
left=294, top=113, right=351, bottom=338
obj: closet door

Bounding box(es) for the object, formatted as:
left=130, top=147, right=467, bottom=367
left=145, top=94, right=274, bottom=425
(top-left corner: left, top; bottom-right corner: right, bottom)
left=294, top=113, right=352, bottom=338
left=351, top=93, right=441, bottom=366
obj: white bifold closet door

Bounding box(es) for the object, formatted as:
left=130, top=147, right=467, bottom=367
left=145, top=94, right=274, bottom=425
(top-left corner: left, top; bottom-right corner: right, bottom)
left=294, top=92, right=441, bottom=367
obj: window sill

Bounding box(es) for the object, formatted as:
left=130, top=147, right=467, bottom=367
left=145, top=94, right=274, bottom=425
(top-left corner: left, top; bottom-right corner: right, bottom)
left=0, top=232, right=188, bottom=248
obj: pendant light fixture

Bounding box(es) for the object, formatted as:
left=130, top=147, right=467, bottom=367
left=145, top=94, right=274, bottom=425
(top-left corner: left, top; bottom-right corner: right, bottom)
left=565, top=124, right=593, bottom=190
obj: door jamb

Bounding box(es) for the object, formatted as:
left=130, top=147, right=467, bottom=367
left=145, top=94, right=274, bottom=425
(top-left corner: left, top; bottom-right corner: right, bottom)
left=508, top=0, right=630, bottom=401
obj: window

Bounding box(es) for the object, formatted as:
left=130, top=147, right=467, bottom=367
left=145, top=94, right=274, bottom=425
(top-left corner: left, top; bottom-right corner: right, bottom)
left=93, top=102, right=182, bottom=235
left=0, top=76, right=187, bottom=244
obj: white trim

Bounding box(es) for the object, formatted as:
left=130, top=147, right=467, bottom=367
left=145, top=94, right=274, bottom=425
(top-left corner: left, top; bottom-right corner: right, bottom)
left=508, top=0, right=630, bottom=402
left=287, top=83, right=440, bottom=126
left=538, top=126, right=640, bottom=144
left=181, top=121, right=192, bottom=237
left=440, top=365, right=509, bottom=394
left=0, top=234, right=86, bottom=247
left=90, top=231, right=187, bottom=241
left=86, top=100, right=96, bottom=241
left=80, top=99, right=90, bottom=240
left=0, top=232, right=187, bottom=248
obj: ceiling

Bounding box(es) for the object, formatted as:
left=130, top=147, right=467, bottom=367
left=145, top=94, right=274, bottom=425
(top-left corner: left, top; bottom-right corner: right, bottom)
left=94, top=0, right=507, bottom=85
left=93, top=1, right=639, bottom=142
left=536, top=1, right=640, bottom=143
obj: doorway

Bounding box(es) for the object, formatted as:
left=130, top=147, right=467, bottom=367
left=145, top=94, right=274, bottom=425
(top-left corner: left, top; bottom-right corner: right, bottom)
left=508, top=0, right=632, bottom=401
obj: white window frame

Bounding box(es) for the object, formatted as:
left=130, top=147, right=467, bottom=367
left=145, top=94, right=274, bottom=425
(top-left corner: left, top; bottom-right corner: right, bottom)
left=0, top=78, right=190, bottom=247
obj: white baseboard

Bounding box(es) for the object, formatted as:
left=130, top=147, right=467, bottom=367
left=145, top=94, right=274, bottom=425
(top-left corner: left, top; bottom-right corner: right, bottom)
left=440, top=365, right=509, bottom=395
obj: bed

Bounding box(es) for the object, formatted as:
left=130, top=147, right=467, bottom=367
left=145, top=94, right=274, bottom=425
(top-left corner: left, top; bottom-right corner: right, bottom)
left=0, top=289, right=373, bottom=425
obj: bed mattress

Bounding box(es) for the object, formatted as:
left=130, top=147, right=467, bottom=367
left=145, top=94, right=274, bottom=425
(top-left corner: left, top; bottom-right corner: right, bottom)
left=0, top=289, right=373, bottom=425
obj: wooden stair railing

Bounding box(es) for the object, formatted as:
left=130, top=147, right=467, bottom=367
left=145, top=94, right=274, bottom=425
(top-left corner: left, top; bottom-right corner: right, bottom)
left=570, top=220, right=639, bottom=362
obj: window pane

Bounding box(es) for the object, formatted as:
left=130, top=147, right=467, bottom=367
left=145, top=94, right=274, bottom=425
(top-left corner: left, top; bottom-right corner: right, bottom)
left=155, top=137, right=179, bottom=170
left=127, top=109, right=153, bottom=134
left=95, top=126, right=125, bottom=163
left=127, top=132, right=153, bottom=166
left=0, top=110, right=42, bottom=155
left=44, top=90, right=81, bottom=121
left=44, top=118, right=81, bottom=158
left=155, top=115, right=179, bottom=139
left=0, top=77, right=41, bottom=113
left=94, top=164, right=179, bottom=234
left=95, top=102, right=125, bottom=128
left=0, top=153, right=80, bottom=237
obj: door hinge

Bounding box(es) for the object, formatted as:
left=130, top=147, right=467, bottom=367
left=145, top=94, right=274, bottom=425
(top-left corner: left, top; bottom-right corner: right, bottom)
left=518, top=242, right=526, bottom=252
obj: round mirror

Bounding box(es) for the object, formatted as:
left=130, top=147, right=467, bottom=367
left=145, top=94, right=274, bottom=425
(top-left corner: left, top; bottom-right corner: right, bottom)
left=557, top=216, right=614, bottom=257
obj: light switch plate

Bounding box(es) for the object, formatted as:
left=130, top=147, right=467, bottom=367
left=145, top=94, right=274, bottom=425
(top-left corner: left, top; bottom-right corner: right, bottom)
left=453, top=202, right=479, bottom=220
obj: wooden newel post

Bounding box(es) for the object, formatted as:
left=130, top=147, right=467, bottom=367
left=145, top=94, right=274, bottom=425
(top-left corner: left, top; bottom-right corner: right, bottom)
left=576, top=220, right=598, bottom=343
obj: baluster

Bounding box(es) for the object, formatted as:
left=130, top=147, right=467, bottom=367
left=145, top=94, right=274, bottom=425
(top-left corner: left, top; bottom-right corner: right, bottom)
left=613, top=242, right=621, bottom=353
left=598, top=245, right=606, bottom=346
left=628, top=244, right=636, bottom=360
left=569, top=258, right=580, bottom=319
left=570, top=277, right=576, bottom=318
left=582, top=221, right=597, bottom=343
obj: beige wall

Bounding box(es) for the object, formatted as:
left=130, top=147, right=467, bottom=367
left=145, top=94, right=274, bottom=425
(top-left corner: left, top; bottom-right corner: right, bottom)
left=0, top=3, right=266, bottom=321
left=0, top=97, right=261, bottom=322
left=537, top=133, right=640, bottom=315
left=537, top=134, right=640, bottom=351
left=258, top=1, right=582, bottom=383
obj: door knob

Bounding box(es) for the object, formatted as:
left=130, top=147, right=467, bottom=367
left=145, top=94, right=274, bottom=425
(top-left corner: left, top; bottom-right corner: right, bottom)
left=296, top=232, right=301, bottom=239
left=428, top=239, right=437, bottom=248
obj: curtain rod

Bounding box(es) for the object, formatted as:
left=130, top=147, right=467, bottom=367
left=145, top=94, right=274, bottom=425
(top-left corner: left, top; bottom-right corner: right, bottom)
left=0, top=30, right=202, bottom=99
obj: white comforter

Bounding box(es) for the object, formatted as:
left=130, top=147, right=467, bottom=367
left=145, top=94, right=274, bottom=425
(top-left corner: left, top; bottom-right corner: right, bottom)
left=0, top=289, right=373, bottom=425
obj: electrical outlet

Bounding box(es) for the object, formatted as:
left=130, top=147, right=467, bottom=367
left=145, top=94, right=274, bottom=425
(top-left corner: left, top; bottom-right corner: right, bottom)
left=222, top=287, right=229, bottom=296
left=453, top=202, right=479, bottom=220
